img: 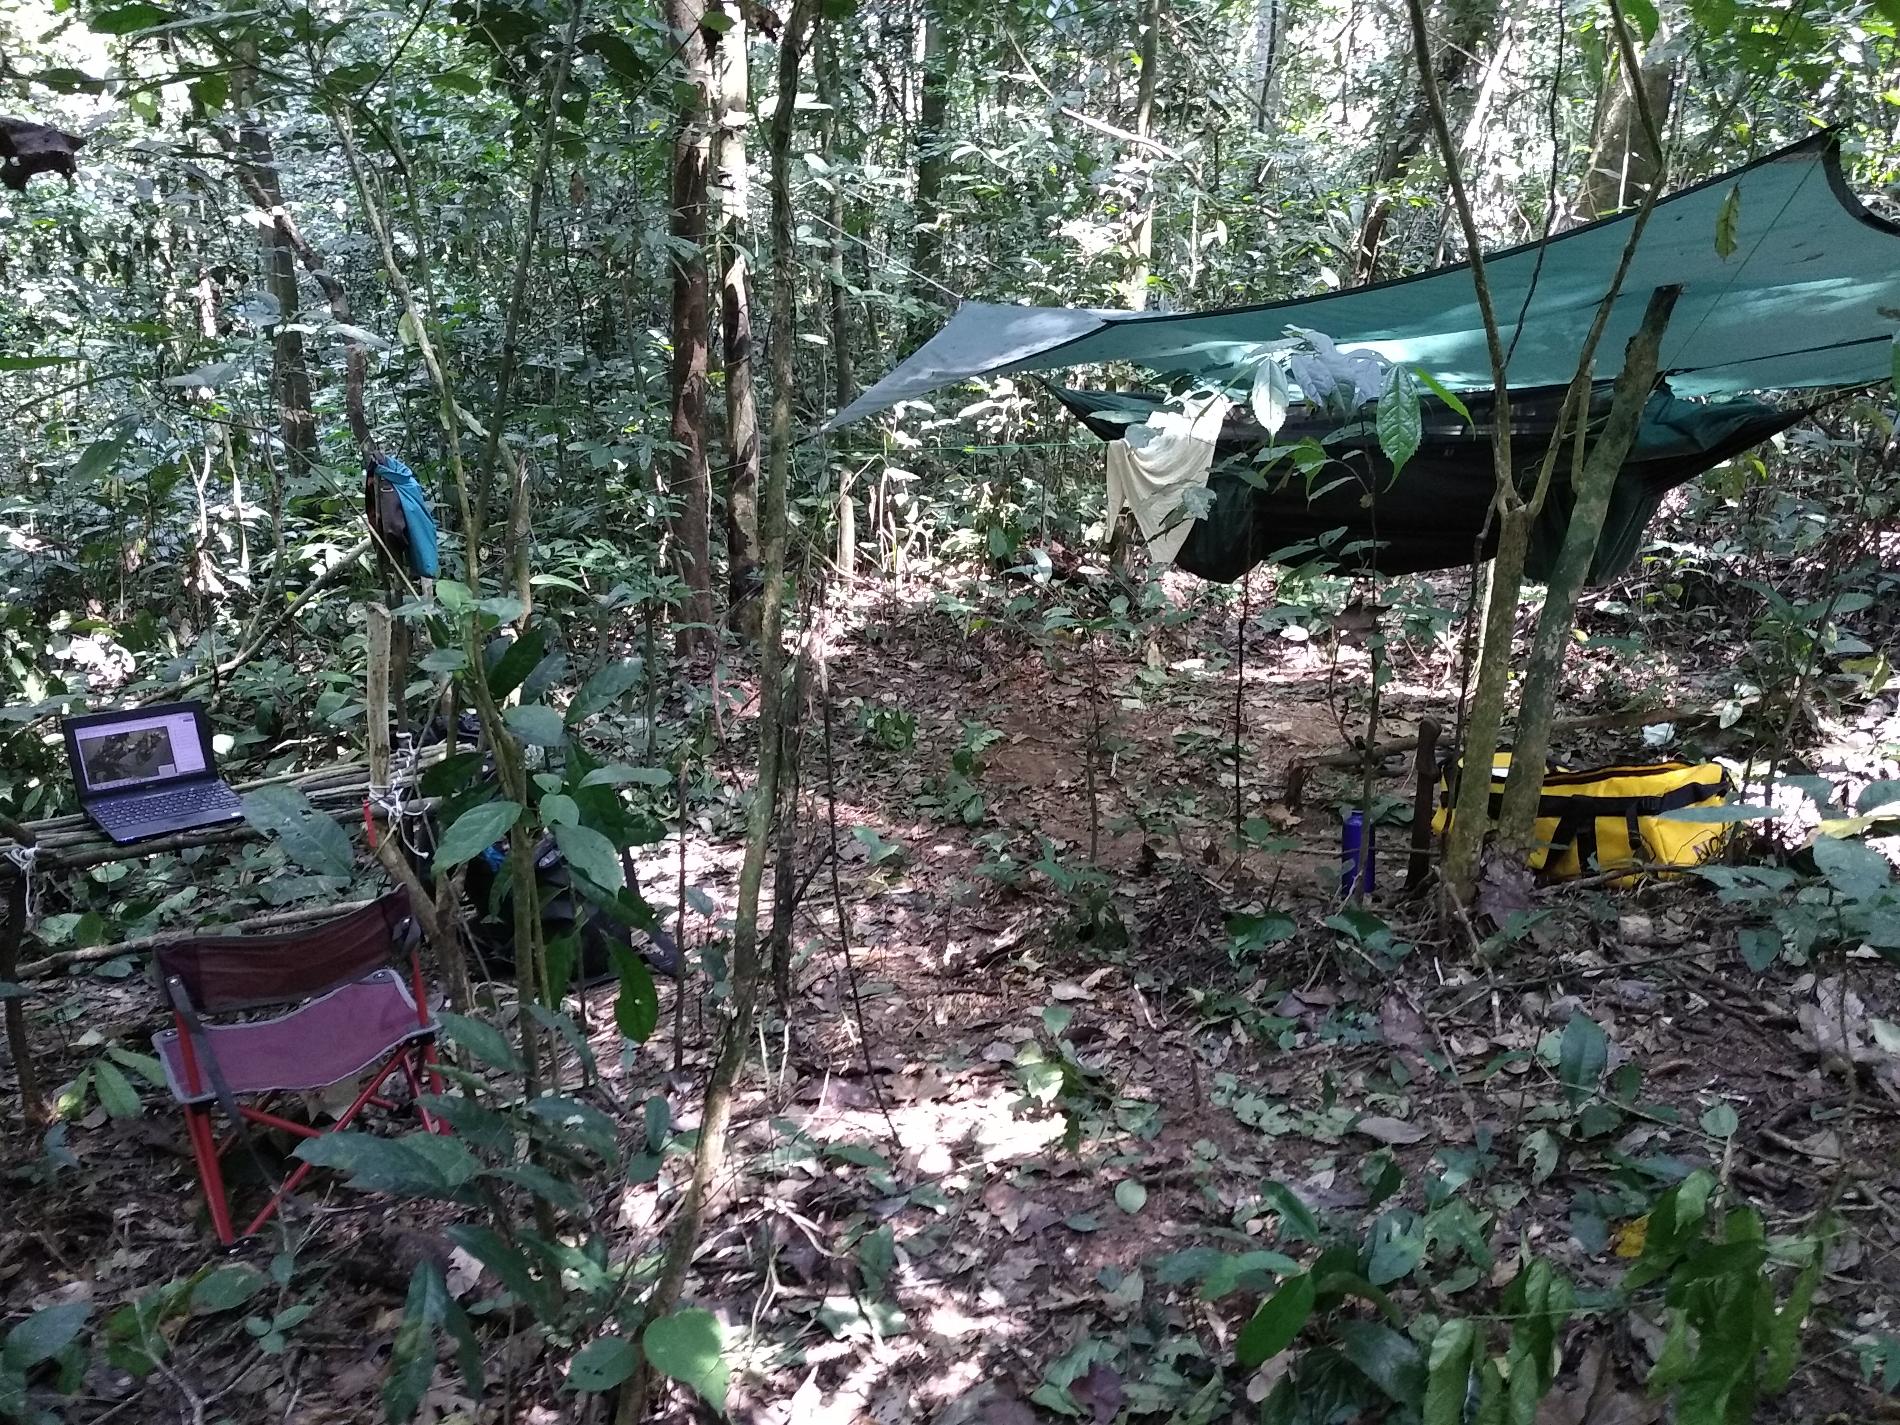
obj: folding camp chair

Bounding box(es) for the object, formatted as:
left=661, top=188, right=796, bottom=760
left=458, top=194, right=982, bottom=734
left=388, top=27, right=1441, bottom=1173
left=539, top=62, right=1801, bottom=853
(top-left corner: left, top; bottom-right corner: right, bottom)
left=151, top=890, right=442, bottom=1244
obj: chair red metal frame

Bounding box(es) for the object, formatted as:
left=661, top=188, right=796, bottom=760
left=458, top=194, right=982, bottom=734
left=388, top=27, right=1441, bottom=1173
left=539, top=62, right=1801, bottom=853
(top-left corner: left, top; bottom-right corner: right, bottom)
left=150, top=890, right=443, bottom=1244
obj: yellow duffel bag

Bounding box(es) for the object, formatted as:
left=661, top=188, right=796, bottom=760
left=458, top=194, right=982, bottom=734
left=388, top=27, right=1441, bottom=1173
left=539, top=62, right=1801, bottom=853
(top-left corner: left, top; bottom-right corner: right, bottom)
left=1433, top=754, right=1735, bottom=880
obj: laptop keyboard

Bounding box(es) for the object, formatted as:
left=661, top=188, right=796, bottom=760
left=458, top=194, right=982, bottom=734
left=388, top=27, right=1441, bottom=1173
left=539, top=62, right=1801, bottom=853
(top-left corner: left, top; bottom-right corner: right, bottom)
left=98, top=782, right=240, bottom=825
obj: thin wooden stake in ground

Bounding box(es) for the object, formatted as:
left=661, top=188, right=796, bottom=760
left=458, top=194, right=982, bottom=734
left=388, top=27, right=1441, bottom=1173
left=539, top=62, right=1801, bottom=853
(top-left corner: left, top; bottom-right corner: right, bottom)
left=1232, top=572, right=1248, bottom=849
left=619, top=5, right=816, bottom=1418
left=1, top=813, right=48, bottom=1128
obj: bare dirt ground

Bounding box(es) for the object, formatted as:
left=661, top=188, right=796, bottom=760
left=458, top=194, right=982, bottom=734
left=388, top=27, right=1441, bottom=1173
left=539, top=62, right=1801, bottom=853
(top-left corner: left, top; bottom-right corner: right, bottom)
left=4, top=576, right=1899, bottom=1423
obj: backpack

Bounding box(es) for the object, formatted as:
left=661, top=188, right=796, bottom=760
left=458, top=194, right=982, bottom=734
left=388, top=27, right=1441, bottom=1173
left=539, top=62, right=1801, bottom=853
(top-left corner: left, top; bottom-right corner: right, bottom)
left=1434, top=754, right=1734, bottom=881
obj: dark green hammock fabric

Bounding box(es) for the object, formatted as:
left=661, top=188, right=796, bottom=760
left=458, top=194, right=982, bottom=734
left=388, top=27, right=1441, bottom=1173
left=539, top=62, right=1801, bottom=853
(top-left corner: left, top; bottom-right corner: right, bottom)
left=1052, top=384, right=1805, bottom=584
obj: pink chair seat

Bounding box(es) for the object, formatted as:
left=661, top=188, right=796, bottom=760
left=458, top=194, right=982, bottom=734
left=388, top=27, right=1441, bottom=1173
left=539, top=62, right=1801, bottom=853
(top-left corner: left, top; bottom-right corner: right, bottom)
left=154, top=969, right=435, bottom=1106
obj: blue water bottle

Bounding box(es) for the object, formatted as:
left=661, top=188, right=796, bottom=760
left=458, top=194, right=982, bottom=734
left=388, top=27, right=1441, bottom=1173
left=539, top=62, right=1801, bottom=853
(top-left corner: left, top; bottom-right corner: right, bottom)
left=1341, top=810, right=1375, bottom=897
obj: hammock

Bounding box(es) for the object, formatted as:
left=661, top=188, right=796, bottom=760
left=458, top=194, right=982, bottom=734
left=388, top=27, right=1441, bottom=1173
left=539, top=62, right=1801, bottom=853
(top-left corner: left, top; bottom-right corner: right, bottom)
left=1051, top=383, right=1805, bottom=583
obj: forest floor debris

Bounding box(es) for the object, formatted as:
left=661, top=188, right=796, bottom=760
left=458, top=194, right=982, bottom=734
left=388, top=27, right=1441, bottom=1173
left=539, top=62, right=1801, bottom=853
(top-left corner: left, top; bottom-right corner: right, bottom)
left=4, top=580, right=1899, bottom=1423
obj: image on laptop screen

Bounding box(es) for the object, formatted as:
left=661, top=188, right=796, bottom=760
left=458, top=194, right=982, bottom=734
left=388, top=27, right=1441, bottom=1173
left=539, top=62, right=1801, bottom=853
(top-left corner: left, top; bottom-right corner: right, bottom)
left=73, top=708, right=207, bottom=793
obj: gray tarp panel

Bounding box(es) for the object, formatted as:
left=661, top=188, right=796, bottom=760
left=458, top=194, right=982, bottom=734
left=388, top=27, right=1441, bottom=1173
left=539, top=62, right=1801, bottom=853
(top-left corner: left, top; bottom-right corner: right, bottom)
left=828, top=132, right=1900, bottom=430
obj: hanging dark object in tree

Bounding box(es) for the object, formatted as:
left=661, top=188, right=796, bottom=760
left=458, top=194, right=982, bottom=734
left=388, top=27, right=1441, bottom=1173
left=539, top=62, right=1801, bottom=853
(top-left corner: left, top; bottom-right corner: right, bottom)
left=0, top=118, right=84, bottom=190
left=363, top=450, right=441, bottom=581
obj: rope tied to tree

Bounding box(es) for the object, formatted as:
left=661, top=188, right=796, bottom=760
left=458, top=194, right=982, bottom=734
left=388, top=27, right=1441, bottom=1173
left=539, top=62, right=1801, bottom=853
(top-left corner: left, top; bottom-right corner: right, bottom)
left=4, top=842, right=40, bottom=929
left=368, top=731, right=430, bottom=857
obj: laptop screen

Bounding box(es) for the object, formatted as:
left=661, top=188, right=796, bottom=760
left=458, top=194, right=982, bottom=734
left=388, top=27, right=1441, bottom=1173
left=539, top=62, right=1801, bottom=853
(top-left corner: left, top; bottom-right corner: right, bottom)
left=69, top=707, right=209, bottom=794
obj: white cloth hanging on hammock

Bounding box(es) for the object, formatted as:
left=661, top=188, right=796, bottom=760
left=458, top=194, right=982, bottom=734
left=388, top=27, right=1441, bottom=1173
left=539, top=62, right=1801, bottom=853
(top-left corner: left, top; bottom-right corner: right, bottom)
left=1104, top=392, right=1232, bottom=564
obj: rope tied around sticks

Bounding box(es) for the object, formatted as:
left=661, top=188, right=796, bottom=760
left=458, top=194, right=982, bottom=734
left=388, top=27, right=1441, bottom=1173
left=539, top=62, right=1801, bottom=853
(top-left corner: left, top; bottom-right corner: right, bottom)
left=3, top=841, right=38, bottom=929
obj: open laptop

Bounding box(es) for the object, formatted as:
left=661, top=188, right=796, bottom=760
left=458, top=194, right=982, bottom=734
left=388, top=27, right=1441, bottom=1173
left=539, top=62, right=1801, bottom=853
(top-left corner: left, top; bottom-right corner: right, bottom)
left=61, top=701, right=244, bottom=845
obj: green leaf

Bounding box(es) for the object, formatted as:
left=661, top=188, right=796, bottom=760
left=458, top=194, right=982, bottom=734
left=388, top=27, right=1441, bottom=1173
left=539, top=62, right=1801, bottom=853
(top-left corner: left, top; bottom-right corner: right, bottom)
left=189, top=71, right=229, bottom=110
left=1813, top=836, right=1891, bottom=899
left=1663, top=802, right=1779, bottom=823
left=444, top=1224, right=554, bottom=1318
left=1115, top=1179, right=1148, bottom=1214
left=384, top=1263, right=448, bottom=1424
left=612, top=944, right=659, bottom=1043
left=525, top=1096, right=620, bottom=1167
left=241, top=784, right=354, bottom=879
left=553, top=822, right=624, bottom=892
left=1198, top=1249, right=1300, bottom=1301
left=88, top=2, right=178, bottom=34
left=292, top=1130, right=478, bottom=1198
left=418, top=1093, right=514, bottom=1151
left=1423, top=1318, right=1476, bottom=1425
left=484, top=1163, right=587, bottom=1214
left=540, top=792, right=581, bottom=827
left=1365, top=1210, right=1426, bottom=1285
left=1738, top=925, right=1781, bottom=972
left=1236, top=1272, right=1315, bottom=1368
left=1250, top=359, right=1291, bottom=436
left=581, top=764, right=674, bottom=788
left=190, top=1263, right=266, bottom=1315
left=504, top=702, right=566, bottom=747
left=643, top=1308, right=728, bottom=1410
left=1700, top=1103, right=1739, bottom=1138
left=1623, top=0, right=1660, bottom=40
left=859, top=1224, right=895, bottom=1297
left=1764, top=1236, right=1823, bottom=1390
left=852, top=826, right=904, bottom=865
left=1715, top=184, right=1742, bottom=259
left=567, top=1336, right=638, bottom=1391
left=434, top=799, right=522, bottom=870
left=486, top=624, right=547, bottom=701
left=1258, top=1181, right=1321, bottom=1242
left=3, top=1302, right=90, bottom=1371
left=568, top=659, right=643, bottom=724
left=1414, top=367, right=1473, bottom=423
left=0, top=354, right=77, bottom=370
left=1337, top=1319, right=1425, bottom=1402
left=72, top=432, right=128, bottom=481
left=106, top=1046, right=167, bottom=1087
left=437, top=1011, right=525, bottom=1074
left=645, top=1095, right=671, bottom=1152
left=582, top=30, right=647, bottom=82
left=92, top=1060, right=142, bottom=1118
left=1376, top=364, right=1421, bottom=480
left=541, top=931, right=580, bottom=1008
left=1228, top=910, right=1296, bottom=951
left=1558, top=1013, right=1608, bottom=1109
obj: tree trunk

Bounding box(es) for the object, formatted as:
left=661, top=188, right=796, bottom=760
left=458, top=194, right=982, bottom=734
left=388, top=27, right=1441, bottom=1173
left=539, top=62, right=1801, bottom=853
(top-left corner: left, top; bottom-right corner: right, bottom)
left=1251, top=0, right=1289, bottom=132
left=667, top=0, right=718, bottom=650
left=1432, top=0, right=1664, bottom=899
left=1354, top=0, right=1495, bottom=282
left=1125, top=0, right=1162, bottom=310
left=236, top=114, right=316, bottom=470
left=2, top=831, right=49, bottom=1129
left=618, top=6, right=815, bottom=1420
left=1443, top=503, right=1529, bottom=896
left=817, top=27, right=855, bottom=410
left=1497, top=286, right=1679, bottom=850
left=910, top=0, right=952, bottom=335
left=230, top=165, right=369, bottom=446
left=711, top=0, right=762, bottom=640
left=1574, top=30, right=1675, bottom=223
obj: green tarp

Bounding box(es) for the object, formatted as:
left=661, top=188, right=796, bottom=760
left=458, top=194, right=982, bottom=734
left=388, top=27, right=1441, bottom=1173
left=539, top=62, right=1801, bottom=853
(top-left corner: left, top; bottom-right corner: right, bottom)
left=829, top=132, right=1900, bottom=430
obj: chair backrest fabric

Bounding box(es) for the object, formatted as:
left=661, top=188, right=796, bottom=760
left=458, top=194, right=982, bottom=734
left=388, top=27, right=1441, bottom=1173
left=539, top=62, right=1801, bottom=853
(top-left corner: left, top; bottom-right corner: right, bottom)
left=154, top=890, right=413, bottom=1011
